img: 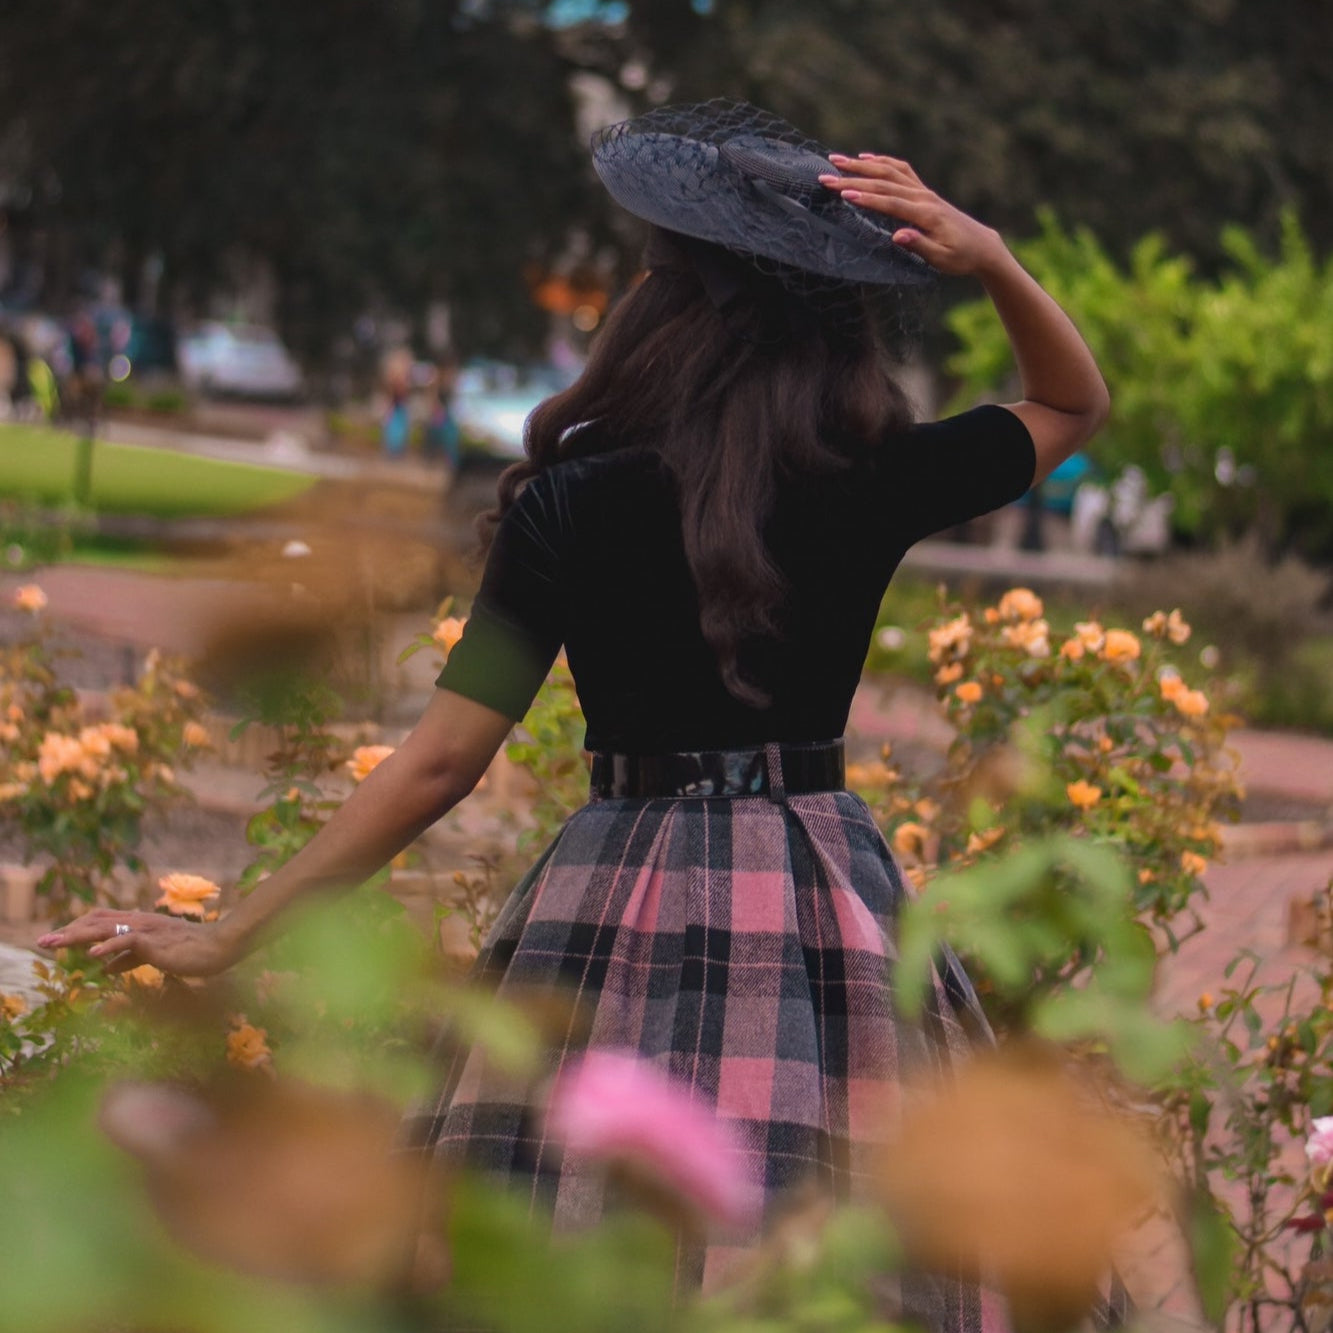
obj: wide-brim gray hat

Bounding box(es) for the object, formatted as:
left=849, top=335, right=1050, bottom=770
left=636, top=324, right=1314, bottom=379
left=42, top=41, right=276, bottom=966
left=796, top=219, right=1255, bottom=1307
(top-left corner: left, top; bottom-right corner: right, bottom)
left=591, top=99, right=933, bottom=290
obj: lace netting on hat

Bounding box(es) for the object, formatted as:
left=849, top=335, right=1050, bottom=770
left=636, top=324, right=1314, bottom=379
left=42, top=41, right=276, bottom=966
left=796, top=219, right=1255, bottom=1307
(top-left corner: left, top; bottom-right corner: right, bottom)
left=592, top=100, right=934, bottom=298
left=592, top=99, right=934, bottom=343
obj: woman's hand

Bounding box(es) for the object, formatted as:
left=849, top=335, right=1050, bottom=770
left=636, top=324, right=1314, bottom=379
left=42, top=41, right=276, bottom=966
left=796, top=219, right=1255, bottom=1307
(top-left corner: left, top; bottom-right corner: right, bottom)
left=38, top=909, right=243, bottom=979
left=819, top=154, right=1009, bottom=278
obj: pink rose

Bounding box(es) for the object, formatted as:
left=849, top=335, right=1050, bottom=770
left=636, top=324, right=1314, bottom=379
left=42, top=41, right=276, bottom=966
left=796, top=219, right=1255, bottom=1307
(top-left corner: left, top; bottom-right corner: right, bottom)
left=1308, top=1117, right=1333, bottom=1177
left=546, top=1051, right=761, bottom=1230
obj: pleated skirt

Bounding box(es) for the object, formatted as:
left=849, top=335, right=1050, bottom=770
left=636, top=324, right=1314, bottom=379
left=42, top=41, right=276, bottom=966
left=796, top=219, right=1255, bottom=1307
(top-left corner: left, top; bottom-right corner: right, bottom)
left=412, top=789, right=1002, bottom=1328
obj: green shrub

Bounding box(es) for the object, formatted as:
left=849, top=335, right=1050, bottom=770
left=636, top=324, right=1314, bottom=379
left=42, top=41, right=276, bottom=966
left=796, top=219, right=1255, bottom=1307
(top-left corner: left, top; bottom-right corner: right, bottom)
left=948, top=212, right=1333, bottom=556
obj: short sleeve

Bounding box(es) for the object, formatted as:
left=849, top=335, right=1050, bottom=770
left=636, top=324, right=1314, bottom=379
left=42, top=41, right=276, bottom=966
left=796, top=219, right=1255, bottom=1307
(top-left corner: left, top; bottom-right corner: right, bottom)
left=435, top=474, right=565, bottom=720
left=891, top=405, right=1036, bottom=544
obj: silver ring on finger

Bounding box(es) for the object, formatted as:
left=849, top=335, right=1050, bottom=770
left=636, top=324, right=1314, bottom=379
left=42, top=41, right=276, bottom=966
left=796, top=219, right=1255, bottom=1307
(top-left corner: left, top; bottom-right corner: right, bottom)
left=114, top=922, right=132, bottom=937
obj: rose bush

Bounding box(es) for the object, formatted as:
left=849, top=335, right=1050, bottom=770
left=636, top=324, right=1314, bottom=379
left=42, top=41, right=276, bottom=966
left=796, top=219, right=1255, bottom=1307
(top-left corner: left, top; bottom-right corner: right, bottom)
left=1, top=587, right=210, bottom=907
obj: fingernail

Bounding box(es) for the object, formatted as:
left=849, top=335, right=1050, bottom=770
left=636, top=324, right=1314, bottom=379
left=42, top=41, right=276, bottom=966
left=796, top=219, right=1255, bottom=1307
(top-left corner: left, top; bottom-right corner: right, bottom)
left=828, top=153, right=848, bottom=162
left=818, top=174, right=838, bottom=183
left=842, top=190, right=863, bottom=201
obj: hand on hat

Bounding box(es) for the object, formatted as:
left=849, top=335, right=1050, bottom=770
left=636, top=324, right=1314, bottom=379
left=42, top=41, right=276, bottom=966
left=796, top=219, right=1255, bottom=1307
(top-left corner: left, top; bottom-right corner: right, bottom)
left=819, top=155, right=1007, bottom=279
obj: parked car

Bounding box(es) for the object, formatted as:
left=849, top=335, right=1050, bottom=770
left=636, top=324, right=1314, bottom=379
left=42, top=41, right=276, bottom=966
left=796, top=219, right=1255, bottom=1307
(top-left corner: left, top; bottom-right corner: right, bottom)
left=453, top=360, right=578, bottom=459
left=178, top=322, right=304, bottom=400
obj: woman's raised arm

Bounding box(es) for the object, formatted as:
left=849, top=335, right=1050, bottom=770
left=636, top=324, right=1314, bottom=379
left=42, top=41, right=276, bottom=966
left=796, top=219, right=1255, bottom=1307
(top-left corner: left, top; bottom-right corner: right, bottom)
left=820, top=153, right=1109, bottom=480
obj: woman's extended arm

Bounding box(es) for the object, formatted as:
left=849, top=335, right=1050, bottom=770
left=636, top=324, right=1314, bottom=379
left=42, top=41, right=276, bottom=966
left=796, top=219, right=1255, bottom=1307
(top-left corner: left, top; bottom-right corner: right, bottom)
left=820, top=154, right=1109, bottom=480
left=37, top=690, right=515, bottom=976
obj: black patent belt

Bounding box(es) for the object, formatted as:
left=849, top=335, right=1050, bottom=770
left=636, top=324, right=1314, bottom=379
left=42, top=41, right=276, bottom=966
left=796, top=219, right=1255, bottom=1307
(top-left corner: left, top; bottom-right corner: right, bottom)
left=589, top=739, right=845, bottom=801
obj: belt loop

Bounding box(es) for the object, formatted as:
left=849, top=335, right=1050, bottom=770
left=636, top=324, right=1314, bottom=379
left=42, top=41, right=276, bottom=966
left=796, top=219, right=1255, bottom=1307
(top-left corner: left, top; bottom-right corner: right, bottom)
left=764, top=742, right=786, bottom=804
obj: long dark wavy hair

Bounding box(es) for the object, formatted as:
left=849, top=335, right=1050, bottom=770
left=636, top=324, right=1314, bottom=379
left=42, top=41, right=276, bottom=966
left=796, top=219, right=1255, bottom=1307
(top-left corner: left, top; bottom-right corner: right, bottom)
left=485, top=230, right=914, bottom=707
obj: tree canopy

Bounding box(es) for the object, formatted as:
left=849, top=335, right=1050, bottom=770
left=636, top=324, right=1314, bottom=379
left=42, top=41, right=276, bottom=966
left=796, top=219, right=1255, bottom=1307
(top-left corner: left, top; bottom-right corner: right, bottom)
left=2, top=0, right=1331, bottom=370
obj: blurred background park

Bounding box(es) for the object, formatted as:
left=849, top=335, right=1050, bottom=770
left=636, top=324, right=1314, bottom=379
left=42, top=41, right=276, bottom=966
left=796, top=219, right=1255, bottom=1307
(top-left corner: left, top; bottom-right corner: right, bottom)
left=4, top=5, right=1333, bottom=1331
left=4, top=0, right=1333, bottom=728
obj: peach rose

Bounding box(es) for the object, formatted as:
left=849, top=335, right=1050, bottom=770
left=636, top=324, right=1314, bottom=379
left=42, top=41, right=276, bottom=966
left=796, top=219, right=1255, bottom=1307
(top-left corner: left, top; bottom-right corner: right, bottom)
left=1101, top=630, right=1141, bottom=664
left=1180, top=851, right=1208, bottom=878
left=432, top=616, right=468, bottom=656
left=1143, top=608, right=1191, bottom=645
left=1173, top=688, right=1209, bottom=718
left=997, top=588, right=1044, bottom=622
left=13, top=584, right=47, bottom=613
left=955, top=681, right=983, bottom=705
left=893, top=821, right=930, bottom=858
left=927, top=614, right=972, bottom=665
left=37, top=732, right=85, bottom=785
left=124, top=964, right=166, bottom=990
left=1001, top=618, right=1051, bottom=658
left=845, top=760, right=897, bottom=789
left=346, top=744, right=395, bottom=783
left=226, top=1018, right=273, bottom=1072
left=1066, top=780, right=1103, bottom=810
left=966, top=826, right=1005, bottom=855
left=156, top=872, right=222, bottom=918
left=1074, top=621, right=1106, bottom=653
left=182, top=721, right=213, bottom=748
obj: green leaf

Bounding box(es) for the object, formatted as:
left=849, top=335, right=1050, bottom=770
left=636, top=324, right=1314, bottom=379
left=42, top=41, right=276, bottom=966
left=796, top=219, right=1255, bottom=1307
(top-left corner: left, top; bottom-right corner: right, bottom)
left=1188, top=1088, right=1212, bottom=1138
left=1186, top=1190, right=1236, bottom=1323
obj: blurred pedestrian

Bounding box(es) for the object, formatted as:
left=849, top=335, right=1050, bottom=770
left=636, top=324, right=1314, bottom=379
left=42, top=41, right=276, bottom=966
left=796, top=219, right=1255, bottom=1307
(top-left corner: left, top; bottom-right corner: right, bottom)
left=422, top=352, right=461, bottom=468
left=380, top=347, right=413, bottom=459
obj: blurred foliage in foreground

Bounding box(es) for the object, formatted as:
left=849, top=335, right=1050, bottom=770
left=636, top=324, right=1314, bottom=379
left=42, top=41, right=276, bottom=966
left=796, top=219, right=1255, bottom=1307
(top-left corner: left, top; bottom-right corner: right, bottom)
left=3, top=586, right=1332, bottom=1329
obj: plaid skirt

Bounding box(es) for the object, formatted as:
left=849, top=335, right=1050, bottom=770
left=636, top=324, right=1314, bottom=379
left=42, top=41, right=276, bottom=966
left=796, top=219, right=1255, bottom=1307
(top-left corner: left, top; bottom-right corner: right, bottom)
left=413, top=789, right=998, bottom=1325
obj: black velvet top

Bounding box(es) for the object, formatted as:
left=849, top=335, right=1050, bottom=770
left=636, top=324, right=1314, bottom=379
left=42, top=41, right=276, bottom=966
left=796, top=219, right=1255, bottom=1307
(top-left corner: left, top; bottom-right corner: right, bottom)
left=437, top=404, right=1035, bottom=753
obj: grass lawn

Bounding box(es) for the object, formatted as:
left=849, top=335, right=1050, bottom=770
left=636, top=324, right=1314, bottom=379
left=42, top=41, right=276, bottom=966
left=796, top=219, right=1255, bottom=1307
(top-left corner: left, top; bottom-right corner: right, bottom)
left=0, top=423, right=315, bottom=516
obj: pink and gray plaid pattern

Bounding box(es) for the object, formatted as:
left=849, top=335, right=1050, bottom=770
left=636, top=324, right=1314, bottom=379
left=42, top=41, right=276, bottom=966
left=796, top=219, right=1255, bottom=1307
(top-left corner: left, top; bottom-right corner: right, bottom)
left=414, top=789, right=1033, bottom=1326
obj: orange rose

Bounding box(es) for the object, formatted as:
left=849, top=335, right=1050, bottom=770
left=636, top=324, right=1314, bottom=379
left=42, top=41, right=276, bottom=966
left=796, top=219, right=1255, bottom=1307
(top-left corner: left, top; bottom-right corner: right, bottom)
left=1059, top=638, right=1086, bottom=662
left=966, top=826, right=1005, bottom=855
left=1173, top=688, right=1209, bottom=718
left=432, top=616, right=468, bottom=656
left=1100, top=630, right=1141, bottom=664
left=997, top=587, right=1044, bottom=622
left=1066, top=780, right=1103, bottom=810
left=1074, top=621, right=1106, bottom=653
left=934, top=661, right=964, bottom=686
left=156, top=872, right=222, bottom=918
left=226, top=1018, right=273, bottom=1071
left=955, top=681, right=983, bottom=705
left=37, top=733, right=85, bottom=785
left=1000, top=619, right=1051, bottom=658
left=1181, top=851, right=1208, bottom=878
left=1158, top=672, right=1186, bottom=702
left=99, top=722, right=139, bottom=753
left=893, top=821, right=930, bottom=858
left=13, top=584, right=47, bottom=613
left=1143, top=609, right=1191, bottom=645
left=124, top=964, right=165, bottom=990
left=846, top=760, right=897, bottom=789
left=927, top=614, right=972, bottom=665
left=183, top=721, right=213, bottom=748
left=346, top=744, right=395, bottom=783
